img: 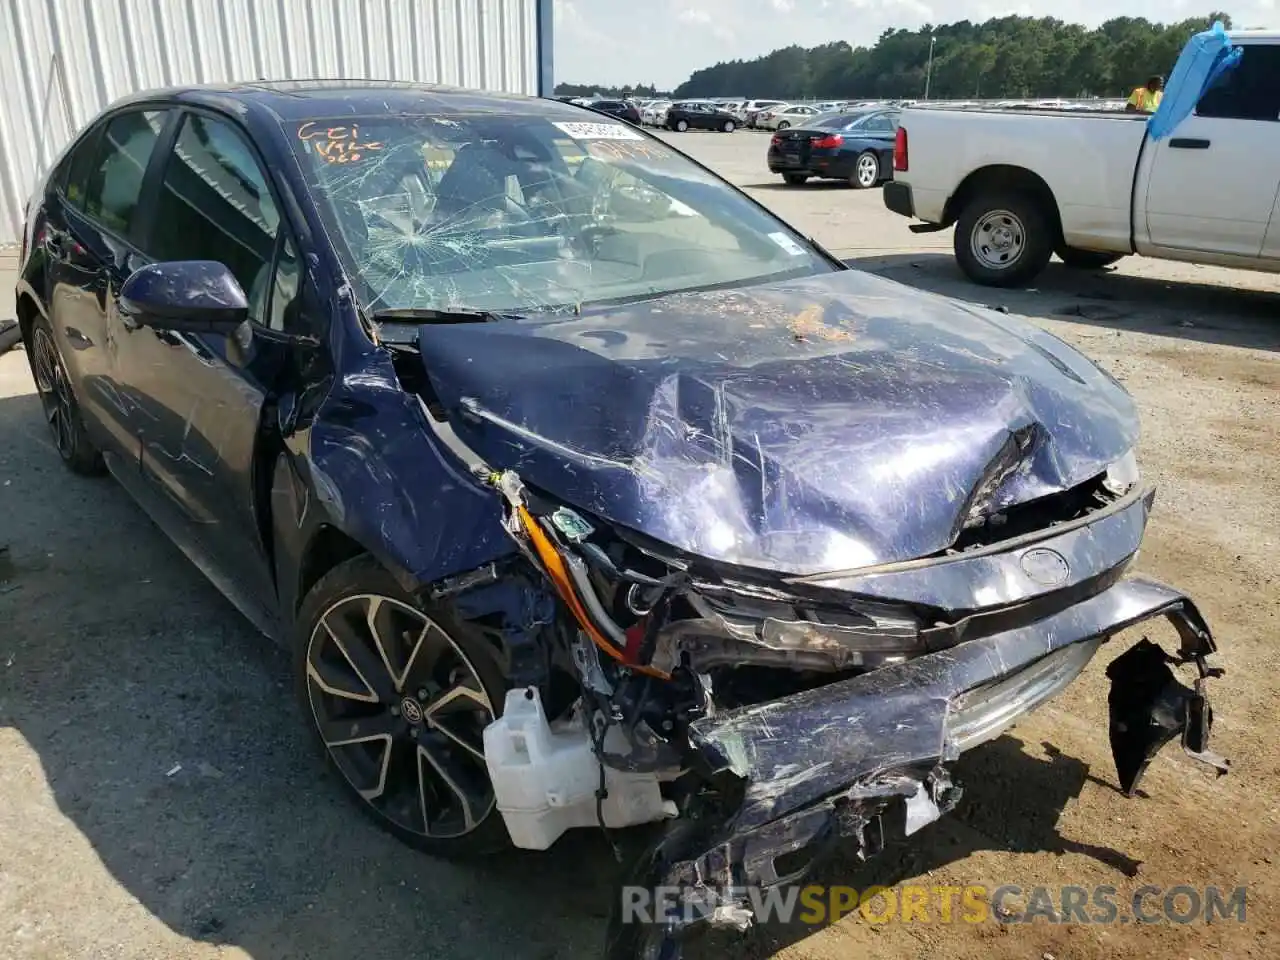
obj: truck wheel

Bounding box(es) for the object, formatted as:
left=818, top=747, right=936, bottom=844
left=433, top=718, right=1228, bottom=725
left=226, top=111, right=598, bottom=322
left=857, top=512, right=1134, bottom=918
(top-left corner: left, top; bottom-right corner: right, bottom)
left=955, top=193, right=1054, bottom=288
left=1056, top=246, right=1124, bottom=269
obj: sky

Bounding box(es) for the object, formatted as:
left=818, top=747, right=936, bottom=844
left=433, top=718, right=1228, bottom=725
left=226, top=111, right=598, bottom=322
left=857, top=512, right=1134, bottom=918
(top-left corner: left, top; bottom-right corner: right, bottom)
left=553, top=0, right=1278, bottom=89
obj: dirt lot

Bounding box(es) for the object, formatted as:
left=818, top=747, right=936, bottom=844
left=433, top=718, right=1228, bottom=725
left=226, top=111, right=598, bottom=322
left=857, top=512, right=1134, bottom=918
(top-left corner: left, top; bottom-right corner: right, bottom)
left=2, top=128, right=1278, bottom=960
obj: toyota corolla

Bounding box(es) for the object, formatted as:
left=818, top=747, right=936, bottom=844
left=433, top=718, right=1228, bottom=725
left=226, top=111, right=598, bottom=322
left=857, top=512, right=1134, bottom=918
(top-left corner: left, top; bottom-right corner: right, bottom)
left=13, top=82, right=1227, bottom=959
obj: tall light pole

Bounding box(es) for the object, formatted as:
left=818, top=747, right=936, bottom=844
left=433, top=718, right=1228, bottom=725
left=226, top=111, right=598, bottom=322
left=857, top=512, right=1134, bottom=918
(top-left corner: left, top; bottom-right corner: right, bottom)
left=924, top=35, right=937, bottom=100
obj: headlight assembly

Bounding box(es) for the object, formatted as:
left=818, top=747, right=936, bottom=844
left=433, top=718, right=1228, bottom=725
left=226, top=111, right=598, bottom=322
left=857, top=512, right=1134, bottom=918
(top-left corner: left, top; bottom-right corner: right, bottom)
left=1103, top=448, right=1140, bottom=496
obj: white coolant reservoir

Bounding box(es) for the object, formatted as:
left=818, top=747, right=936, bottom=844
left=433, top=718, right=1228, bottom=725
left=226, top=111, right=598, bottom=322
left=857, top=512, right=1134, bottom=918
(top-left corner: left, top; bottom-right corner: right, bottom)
left=483, top=687, right=678, bottom=850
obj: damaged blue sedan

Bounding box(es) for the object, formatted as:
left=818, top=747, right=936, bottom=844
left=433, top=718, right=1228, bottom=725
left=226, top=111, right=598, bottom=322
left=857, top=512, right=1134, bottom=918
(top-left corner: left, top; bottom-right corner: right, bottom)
left=14, top=82, right=1227, bottom=958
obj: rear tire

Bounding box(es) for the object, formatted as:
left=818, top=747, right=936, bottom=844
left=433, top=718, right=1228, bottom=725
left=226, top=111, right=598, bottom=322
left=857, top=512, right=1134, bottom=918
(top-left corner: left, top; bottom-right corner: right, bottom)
left=954, top=192, right=1054, bottom=288
left=26, top=312, right=105, bottom=476
left=850, top=150, right=880, bottom=189
left=294, top=554, right=512, bottom=858
left=1056, top=246, right=1125, bottom=269
left=782, top=173, right=808, bottom=186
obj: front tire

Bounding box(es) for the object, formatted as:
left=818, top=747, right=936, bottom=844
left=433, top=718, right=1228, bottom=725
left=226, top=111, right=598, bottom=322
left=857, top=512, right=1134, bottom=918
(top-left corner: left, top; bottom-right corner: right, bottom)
left=295, top=554, right=511, bottom=858
left=850, top=150, right=880, bottom=189
left=1056, top=246, right=1125, bottom=269
left=776, top=121, right=790, bottom=130
left=721, top=120, right=735, bottom=133
left=27, top=313, right=105, bottom=475
left=954, top=192, right=1054, bottom=288
left=674, top=119, right=688, bottom=132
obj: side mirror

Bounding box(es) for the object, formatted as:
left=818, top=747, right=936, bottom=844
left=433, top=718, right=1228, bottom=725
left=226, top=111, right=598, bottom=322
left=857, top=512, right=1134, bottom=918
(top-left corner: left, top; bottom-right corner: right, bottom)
left=119, top=260, right=249, bottom=333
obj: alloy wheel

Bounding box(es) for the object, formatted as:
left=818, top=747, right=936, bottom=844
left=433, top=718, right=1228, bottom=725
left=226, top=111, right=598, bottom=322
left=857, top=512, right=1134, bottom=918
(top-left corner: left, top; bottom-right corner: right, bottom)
left=305, top=593, right=496, bottom=839
left=855, top=153, right=879, bottom=188
left=970, top=209, right=1026, bottom=270
left=31, top=326, right=77, bottom=461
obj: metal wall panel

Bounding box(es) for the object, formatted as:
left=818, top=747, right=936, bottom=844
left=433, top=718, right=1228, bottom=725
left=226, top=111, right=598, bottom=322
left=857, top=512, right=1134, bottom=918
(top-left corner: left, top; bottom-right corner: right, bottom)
left=0, top=0, right=545, bottom=246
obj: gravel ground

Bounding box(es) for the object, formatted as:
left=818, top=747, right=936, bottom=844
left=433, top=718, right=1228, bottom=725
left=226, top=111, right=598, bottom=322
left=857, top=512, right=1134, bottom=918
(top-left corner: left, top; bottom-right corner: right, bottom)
left=2, top=128, right=1278, bottom=960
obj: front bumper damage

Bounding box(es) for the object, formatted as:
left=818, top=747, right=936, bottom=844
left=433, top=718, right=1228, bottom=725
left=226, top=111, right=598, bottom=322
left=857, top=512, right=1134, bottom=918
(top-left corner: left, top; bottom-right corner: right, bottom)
left=612, top=577, right=1226, bottom=953
left=465, top=464, right=1227, bottom=959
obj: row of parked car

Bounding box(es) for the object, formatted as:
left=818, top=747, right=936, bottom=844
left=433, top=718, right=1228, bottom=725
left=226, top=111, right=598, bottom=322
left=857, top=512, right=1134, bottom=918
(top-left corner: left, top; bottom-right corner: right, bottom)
left=553, top=94, right=904, bottom=190
left=557, top=94, right=912, bottom=134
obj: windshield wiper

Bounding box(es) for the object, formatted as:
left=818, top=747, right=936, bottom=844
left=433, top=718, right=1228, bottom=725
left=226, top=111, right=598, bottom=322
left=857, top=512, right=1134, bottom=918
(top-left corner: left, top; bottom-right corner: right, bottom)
left=370, top=307, right=517, bottom=345
left=372, top=307, right=508, bottom=325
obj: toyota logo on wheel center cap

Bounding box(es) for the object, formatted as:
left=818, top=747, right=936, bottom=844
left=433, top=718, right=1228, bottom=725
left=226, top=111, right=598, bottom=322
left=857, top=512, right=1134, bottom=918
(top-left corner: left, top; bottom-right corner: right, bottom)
left=400, top=697, right=424, bottom=724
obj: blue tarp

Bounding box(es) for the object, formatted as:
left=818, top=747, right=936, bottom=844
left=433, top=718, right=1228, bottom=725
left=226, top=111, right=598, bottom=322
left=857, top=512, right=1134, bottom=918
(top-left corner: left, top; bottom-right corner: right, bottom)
left=1147, top=21, right=1242, bottom=140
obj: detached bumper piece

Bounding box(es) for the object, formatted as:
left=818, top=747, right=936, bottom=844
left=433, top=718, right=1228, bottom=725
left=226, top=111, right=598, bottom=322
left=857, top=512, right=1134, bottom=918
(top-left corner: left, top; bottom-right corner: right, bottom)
left=1107, top=635, right=1228, bottom=796
left=612, top=576, right=1226, bottom=958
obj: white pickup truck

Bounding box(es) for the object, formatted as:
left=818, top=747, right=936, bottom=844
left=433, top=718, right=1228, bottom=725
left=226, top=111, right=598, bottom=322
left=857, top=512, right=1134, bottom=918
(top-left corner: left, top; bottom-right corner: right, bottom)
left=882, top=30, right=1280, bottom=286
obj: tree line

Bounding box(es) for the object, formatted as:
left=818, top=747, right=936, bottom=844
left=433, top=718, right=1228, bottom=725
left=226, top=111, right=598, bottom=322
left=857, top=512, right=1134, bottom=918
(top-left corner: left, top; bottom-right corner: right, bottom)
left=555, top=13, right=1237, bottom=102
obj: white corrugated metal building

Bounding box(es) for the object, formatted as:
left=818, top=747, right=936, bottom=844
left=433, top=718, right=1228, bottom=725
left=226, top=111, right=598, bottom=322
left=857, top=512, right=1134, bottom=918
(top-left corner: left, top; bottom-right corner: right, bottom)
left=0, top=0, right=555, bottom=246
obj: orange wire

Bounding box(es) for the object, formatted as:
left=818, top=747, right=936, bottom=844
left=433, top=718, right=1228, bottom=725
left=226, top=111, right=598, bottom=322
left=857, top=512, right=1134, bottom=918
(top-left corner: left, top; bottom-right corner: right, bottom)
left=517, top=506, right=669, bottom=680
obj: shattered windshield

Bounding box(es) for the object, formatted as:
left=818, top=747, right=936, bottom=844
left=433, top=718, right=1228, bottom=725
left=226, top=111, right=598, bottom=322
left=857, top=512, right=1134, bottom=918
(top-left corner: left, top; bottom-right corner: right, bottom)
left=288, top=113, right=833, bottom=313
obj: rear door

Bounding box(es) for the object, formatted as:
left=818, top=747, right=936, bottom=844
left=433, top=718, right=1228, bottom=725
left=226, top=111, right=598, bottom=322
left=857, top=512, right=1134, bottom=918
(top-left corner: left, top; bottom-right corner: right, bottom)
left=1142, top=42, right=1280, bottom=257
left=44, top=108, right=172, bottom=457
left=853, top=111, right=898, bottom=168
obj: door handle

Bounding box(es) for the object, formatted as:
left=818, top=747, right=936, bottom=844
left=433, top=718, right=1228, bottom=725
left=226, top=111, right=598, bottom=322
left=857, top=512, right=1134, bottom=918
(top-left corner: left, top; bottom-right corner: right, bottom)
left=156, top=329, right=218, bottom=366
left=1169, top=138, right=1211, bottom=149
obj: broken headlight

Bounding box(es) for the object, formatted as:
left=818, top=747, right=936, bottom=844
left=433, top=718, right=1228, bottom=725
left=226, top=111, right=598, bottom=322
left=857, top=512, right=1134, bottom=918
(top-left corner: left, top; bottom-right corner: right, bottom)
left=1103, top=448, right=1140, bottom=496
left=483, top=468, right=924, bottom=679
left=655, top=586, right=924, bottom=675
left=483, top=469, right=687, bottom=679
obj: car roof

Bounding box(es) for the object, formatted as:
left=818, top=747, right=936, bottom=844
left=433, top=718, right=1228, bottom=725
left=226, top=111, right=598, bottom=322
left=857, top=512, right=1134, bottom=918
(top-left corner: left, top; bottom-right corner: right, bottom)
left=101, top=80, right=590, bottom=125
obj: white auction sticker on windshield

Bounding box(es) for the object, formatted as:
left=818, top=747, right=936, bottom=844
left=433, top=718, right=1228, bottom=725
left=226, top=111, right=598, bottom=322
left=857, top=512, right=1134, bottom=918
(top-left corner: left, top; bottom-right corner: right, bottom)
left=553, top=121, right=644, bottom=141
left=769, top=231, right=807, bottom=256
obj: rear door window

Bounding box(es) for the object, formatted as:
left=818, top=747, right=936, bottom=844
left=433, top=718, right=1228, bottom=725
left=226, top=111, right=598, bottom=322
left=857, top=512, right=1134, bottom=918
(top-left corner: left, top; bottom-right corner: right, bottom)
left=81, top=110, right=169, bottom=239
left=1196, top=45, right=1280, bottom=121
left=61, top=127, right=104, bottom=211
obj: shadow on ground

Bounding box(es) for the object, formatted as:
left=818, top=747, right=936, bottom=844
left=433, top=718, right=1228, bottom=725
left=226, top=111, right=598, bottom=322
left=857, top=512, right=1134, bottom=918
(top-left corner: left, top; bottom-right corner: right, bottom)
left=849, top=251, right=1280, bottom=354
left=740, top=180, right=855, bottom=191
left=0, top=364, right=1139, bottom=960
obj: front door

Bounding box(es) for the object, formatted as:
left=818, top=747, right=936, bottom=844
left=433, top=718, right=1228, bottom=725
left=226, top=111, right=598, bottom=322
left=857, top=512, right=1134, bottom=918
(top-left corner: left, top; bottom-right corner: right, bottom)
left=120, top=110, right=303, bottom=608
left=1143, top=43, right=1280, bottom=257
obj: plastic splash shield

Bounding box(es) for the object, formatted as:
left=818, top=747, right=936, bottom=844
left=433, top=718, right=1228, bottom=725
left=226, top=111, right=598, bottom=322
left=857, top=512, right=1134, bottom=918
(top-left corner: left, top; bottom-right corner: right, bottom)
left=1147, top=21, right=1242, bottom=141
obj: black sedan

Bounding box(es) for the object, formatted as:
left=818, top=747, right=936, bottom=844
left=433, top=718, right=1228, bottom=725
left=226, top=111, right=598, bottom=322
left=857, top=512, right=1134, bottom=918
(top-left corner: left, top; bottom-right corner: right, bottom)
left=581, top=97, right=642, bottom=125
left=14, top=80, right=1225, bottom=960
left=768, top=108, right=900, bottom=188
left=663, top=100, right=738, bottom=132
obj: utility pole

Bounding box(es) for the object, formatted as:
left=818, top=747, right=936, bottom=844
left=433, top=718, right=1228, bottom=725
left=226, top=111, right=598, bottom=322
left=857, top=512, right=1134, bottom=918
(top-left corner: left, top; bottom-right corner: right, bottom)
left=924, top=35, right=937, bottom=99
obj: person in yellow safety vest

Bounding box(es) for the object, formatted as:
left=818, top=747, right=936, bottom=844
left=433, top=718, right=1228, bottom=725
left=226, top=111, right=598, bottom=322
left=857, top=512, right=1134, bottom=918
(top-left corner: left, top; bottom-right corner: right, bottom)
left=1125, top=74, right=1165, bottom=113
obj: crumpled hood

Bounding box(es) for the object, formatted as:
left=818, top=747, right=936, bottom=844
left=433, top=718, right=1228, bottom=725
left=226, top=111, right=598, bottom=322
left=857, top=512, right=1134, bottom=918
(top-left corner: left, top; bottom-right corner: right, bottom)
left=415, top=269, right=1137, bottom=576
